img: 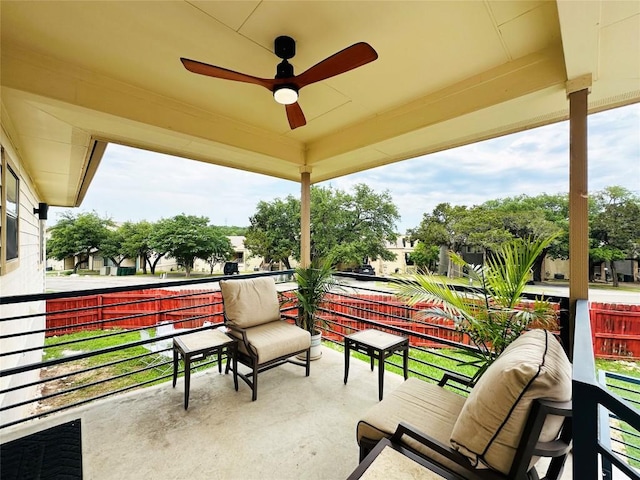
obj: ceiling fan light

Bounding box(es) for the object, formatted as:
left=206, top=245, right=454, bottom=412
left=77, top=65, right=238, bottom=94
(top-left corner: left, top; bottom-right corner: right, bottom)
left=274, top=85, right=298, bottom=105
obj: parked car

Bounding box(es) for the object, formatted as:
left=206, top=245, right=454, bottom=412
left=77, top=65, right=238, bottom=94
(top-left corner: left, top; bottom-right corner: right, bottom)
left=354, top=264, right=375, bottom=275
left=223, top=262, right=239, bottom=275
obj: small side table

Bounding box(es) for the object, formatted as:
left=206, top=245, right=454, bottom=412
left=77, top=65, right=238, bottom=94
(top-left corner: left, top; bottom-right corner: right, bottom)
left=346, top=438, right=465, bottom=480
left=172, top=329, right=238, bottom=409
left=344, top=329, right=409, bottom=401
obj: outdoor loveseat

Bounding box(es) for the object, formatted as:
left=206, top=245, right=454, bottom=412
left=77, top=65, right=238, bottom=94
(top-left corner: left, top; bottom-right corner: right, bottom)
left=356, top=329, right=573, bottom=479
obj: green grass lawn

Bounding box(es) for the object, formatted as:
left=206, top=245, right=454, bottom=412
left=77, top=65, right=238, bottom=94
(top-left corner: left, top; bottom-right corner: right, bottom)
left=41, top=328, right=218, bottom=411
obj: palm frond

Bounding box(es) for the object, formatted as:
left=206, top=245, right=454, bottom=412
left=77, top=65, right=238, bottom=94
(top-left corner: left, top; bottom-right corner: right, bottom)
left=393, top=234, right=560, bottom=380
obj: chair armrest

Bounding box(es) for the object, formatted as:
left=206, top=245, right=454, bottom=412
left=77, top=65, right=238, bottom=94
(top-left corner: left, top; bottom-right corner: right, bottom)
left=438, top=372, right=475, bottom=388
left=389, top=423, right=501, bottom=480
left=226, top=324, right=251, bottom=351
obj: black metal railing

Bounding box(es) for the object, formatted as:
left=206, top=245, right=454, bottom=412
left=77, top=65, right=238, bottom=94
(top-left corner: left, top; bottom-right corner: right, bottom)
left=1, top=271, right=496, bottom=429
left=573, top=299, right=640, bottom=480
left=599, top=370, right=640, bottom=480
left=5, top=271, right=640, bottom=478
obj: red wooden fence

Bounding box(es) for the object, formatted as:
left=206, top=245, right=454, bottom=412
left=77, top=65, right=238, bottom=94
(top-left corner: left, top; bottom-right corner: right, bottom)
left=46, top=289, right=225, bottom=336
left=590, top=302, right=640, bottom=360
left=45, top=291, right=640, bottom=360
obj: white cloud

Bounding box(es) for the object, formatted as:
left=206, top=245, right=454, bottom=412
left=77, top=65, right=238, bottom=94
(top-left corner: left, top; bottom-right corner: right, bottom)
left=49, top=104, right=640, bottom=233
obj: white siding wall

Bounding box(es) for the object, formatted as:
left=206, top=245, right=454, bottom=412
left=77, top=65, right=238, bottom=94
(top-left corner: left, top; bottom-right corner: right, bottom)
left=1, top=131, right=47, bottom=425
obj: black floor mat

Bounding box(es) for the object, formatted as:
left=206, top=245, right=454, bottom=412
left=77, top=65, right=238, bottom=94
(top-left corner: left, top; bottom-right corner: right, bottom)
left=1, top=420, right=82, bottom=480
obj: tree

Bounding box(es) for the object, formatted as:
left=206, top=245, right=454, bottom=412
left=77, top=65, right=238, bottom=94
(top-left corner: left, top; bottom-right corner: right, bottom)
left=47, top=211, right=113, bottom=272
left=477, top=195, right=566, bottom=281
left=407, top=203, right=469, bottom=275
left=310, top=184, right=400, bottom=266
left=100, top=227, right=127, bottom=267
left=149, top=214, right=215, bottom=277
left=590, top=186, right=640, bottom=286
left=215, top=226, right=248, bottom=236
left=244, top=196, right=300, bottom=269
left=407, top=242, right=439, bottom=272
left=202, top=227, right=235, bottom=274
left=245, top=184, right=400, bottom=269
left=410, top=196, right=565, bottom=281
left=118, top=221, right=157, bottom=274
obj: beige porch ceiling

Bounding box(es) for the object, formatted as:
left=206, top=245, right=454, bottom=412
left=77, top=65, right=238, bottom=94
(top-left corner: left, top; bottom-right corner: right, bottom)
left=1, top=1, right=638, bottom=207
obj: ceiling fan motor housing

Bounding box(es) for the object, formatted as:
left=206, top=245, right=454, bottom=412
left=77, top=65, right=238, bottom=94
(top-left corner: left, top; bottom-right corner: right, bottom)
left=276, top=60, right=294, bottom=79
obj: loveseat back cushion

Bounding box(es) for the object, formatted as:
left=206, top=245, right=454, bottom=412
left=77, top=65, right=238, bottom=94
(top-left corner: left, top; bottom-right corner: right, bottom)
left=449, top=329, right=571, bottom=475
left=220, top=277, right=281, bottom=328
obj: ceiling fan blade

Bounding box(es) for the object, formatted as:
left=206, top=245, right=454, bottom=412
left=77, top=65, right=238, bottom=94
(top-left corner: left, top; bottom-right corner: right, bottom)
left=286, top=103, right=306, bottom=129
left=180, top=58, right=275, bottom=89
left=294, top=43, right=378, bottom=89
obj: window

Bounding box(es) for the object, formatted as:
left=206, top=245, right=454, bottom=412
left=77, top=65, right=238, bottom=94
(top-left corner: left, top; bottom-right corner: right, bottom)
left=1, top=147, right=20, bottom=274
left=5, top=166, right=19, bottom=259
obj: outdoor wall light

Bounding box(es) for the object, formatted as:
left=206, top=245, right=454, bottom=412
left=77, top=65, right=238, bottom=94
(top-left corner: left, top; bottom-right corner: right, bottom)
left=273, top=85, right=298, bottom=105
left=33, top=202, right=49, bottom=220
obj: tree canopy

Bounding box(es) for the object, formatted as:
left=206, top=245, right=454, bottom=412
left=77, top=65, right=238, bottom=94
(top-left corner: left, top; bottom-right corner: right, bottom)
left=47, top=211, right=114, bottom=272
left=407, top=187, right=639, bottom=286
left=149, top=214, right=232, bottom=277
left=244, top=183, right=400, bottom=268
left=244, top=196, right=300, bottom=269
left=590, top=186, right=640, bottom=286
left=311, top=184, right=400, bottom=266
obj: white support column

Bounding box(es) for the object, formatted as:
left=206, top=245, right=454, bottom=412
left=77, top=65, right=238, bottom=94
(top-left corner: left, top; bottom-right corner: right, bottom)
left=568, top=83, right=590, bottom=347
left=300, top=170, right=311, bottom=268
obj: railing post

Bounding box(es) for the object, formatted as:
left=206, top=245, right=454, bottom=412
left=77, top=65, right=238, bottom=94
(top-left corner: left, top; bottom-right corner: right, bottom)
left=573, top=299, right=600, bottom=480
left=573, top=380, right=600, bottom=480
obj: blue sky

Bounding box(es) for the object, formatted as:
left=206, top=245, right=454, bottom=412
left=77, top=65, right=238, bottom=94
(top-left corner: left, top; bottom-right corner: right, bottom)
left=49, top=104, right=639, bottom=233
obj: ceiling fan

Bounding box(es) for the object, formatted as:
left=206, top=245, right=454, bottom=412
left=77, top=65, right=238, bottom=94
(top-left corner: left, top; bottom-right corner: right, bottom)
left=180, top=36, right=378, bottom=130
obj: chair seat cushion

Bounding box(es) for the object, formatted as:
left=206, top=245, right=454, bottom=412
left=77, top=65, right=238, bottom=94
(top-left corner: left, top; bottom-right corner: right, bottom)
left=357, top=377, right=467, bottom=475
left=242, top=320, right=311, bottom=364
left=450, top=329, right=572, bottom=475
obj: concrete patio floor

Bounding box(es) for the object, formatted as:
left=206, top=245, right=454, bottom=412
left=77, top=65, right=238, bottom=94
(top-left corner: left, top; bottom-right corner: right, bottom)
left=3, top=347, right=575, bottom=480
left=3, top=347, right=404, bottom=480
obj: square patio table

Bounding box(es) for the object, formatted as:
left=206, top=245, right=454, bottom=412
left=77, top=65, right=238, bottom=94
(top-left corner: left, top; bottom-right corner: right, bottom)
left=344, top=329, right=409, bottom=400
left=172, top=329, right=237, bottom=409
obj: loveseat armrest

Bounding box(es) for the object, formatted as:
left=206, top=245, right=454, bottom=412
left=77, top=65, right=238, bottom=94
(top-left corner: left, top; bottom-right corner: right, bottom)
left=389, top=422, right=501, bottom=480
left=438, top=372, right=475, bottom=388
left=509, top=399, right=572, bottom=480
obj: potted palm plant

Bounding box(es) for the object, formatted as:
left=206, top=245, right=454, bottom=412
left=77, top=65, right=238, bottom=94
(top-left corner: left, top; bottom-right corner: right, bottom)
left=295, top=257, right=337, bottom=360
left=393, top=235, right=559, bottom=381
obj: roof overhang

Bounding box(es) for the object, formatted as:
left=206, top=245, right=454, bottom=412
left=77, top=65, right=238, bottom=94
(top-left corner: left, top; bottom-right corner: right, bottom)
left=1, top=1, right=638, bottom=206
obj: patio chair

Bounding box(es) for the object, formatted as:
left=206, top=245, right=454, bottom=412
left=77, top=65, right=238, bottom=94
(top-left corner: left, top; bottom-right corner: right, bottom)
left=356, top=329, right=572, bottom=480
left=220, top=276, right=311, bottom=401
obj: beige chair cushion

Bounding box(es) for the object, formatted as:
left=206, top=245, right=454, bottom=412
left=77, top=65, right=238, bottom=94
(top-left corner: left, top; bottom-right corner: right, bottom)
left=220, top=277, right=281, bottom=328
left=450, top=329, right=572, bottom=475
left=357, top=378, right=468, bottom=476
left=237, top=320, right=310, bottom=363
